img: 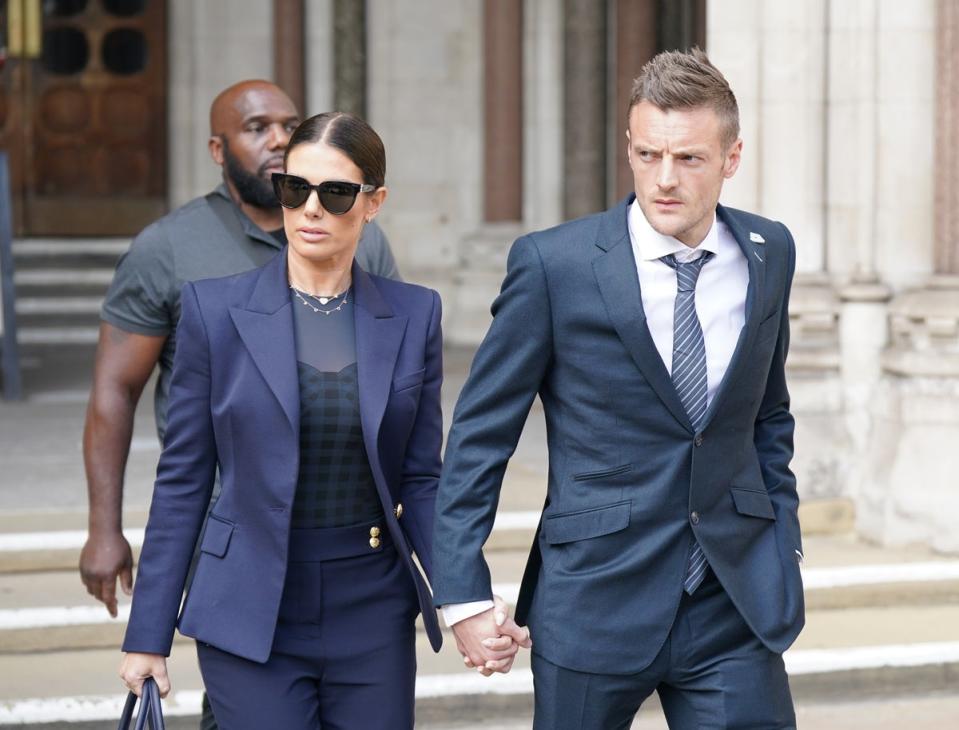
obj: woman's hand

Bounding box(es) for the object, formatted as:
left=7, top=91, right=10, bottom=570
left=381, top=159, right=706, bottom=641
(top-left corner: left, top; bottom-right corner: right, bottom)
left=119, top=652, right=171, bottom=697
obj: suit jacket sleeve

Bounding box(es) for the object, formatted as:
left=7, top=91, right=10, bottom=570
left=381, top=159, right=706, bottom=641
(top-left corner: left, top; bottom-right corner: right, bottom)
left=754, top=224, right=801, bottom=557
left=122, top=282, right=218, bottom=655
left=399, top=290, right=443, bottom=580
left=432, top=235, right=553, bottom=606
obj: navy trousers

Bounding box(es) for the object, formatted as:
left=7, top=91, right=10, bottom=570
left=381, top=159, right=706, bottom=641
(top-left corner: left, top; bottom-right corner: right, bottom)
left=532, top=570, right=796, bottom=730
left=197, top=521, right=420, bottom=730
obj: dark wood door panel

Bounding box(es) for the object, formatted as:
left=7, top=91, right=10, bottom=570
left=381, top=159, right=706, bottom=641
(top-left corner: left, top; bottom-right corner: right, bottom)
left=3, top=0, right=167, bottom=236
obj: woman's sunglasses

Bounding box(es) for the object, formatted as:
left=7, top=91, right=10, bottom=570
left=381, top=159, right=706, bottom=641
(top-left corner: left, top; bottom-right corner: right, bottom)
left=271, top=173, right=375, bottom=215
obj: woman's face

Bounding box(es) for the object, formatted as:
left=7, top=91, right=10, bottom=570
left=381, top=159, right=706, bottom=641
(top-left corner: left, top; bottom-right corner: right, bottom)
left=282, top=141, right=385, bottom=270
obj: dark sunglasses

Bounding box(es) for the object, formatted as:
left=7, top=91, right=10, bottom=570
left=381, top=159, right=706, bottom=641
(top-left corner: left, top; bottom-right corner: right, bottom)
left=271, top=173, right=376, bottom=214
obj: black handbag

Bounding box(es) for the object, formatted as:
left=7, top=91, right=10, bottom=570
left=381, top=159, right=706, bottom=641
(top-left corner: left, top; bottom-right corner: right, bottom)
left=117, top=676, right=166, bottom=730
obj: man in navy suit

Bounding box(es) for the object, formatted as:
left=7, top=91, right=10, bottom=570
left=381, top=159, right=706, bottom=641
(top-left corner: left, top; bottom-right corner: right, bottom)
left=433, top=49, right=804, bottom=728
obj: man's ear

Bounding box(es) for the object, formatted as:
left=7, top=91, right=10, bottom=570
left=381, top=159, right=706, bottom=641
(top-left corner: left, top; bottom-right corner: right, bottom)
left=209, top=134, right=225, bottom=166
left=723, top=138, right=743, bottom=179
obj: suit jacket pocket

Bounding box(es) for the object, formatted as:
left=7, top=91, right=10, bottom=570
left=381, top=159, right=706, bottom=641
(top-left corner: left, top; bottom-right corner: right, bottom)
left=544, top=500, right=631, bottom=545
left=199, top=514, right=235, bottom=558
left=730, top=487, right=776, bottom=520
left=392, top=368, right=426, bottom=393
left=572, top=464, right=632, bottom=482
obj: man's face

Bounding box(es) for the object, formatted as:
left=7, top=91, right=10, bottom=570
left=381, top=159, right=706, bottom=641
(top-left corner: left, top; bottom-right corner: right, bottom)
left=626, top=101, right=741, bottom=247
left=211, top=86, right=300, bottom=209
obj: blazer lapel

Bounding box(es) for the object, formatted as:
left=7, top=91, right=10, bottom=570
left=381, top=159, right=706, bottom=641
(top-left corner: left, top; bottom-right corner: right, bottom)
left=229, top=251, right=300, bottom=433
left=353, top=263, right=408, bottom=456
left=700, top=204, right=766, bottom=428
left=593, top=197, right=694, bottom=433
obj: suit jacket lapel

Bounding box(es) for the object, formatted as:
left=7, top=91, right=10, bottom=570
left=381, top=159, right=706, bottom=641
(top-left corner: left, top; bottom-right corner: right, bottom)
left=353, top=262, right=408, bottom=459
left=593, top=197, right=694, bottom=433
left=700, top=204, right=766, bottom=429
left=229, top=251, right=300, bottom=433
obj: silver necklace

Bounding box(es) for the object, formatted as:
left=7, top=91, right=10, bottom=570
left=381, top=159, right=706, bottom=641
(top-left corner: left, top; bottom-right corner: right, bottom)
left=290, top=284, right=352, bottom=315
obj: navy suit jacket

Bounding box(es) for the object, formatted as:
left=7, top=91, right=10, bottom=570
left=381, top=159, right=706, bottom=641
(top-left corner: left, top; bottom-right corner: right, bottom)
left=123, top=251, right=444, bottom=662
left=432, top=197, right=804, bottom=675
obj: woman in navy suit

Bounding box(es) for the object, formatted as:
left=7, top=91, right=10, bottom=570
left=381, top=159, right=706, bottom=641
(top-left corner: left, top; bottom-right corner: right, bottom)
left=118, top=112, right=514, bottom=728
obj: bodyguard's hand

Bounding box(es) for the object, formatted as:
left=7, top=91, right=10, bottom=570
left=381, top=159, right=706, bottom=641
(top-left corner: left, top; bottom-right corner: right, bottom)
left=119, top=652, right=170, bottom=698
left=80, top=530, right=134, bottom=618
left=453, top=595, right=532, bottom=676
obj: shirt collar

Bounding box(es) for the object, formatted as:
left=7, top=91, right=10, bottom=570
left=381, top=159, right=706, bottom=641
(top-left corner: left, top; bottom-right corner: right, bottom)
left=211, top=183, right=283, bottom=249
left=627, top=199, right=720, bottom=263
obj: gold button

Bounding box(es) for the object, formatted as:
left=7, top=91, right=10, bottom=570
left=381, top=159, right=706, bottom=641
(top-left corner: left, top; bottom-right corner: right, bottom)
left=393, top=503, right=404, bottom=519
left=370, top=526, right=381, bottom=538
left=369, top=537, right=381, bottom=549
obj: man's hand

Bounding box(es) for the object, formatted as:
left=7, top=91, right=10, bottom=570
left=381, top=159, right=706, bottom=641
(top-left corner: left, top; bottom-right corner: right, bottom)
left=119, top=652, right=170, bottom=698
left=453, top=595, right=532, bottom=676
left=80, top=531, right=133, bottom=618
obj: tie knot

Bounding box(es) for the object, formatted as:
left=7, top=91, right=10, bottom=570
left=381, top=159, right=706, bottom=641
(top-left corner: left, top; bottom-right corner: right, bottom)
left=662, top=252, right=713, bottom=291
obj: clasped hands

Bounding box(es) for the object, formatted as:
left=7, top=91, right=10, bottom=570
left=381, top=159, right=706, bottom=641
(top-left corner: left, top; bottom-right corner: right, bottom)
left=451, top=595, right=532, bottom=677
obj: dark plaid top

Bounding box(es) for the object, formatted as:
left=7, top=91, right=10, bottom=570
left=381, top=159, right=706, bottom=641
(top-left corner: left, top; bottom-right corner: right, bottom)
left=292, top=361, right=384, bottom=528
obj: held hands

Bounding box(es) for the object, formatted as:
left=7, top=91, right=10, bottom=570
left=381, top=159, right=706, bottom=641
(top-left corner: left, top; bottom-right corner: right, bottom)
left=452, top=595, right=532, bottom=677
left=119, top=652, right=171, bottom=698
left=79, top=530, right=134, bottom=618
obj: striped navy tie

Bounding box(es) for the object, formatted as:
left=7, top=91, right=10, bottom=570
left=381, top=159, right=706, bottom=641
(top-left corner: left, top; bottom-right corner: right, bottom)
left=662, top=251, right=714, bottom=594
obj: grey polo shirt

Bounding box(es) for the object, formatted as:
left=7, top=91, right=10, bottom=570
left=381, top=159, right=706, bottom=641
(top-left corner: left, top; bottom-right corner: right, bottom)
left=101, top=184, right=400, bottom=440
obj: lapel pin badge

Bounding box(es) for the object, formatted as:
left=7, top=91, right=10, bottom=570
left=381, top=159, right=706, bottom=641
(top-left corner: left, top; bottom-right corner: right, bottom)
left=749, top=232, right=765, bottom=244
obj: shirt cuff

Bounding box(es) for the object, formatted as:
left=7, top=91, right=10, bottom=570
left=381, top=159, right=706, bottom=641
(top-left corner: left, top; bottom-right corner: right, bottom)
left=441, top=600, right=495, bottom=627
left=795, top=549, right=804, bottom=563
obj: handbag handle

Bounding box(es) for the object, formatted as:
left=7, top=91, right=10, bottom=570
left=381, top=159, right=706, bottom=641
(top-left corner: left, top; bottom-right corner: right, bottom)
left=117, top=677, right=166, bottom=730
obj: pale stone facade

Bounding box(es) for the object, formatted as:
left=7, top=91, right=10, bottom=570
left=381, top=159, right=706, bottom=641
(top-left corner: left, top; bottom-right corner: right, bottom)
left=162, top=0, right=957, bottom=552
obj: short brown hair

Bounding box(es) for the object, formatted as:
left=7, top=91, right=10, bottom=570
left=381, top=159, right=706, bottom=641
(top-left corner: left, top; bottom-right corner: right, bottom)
left=627, top=48, right=740, bottom=149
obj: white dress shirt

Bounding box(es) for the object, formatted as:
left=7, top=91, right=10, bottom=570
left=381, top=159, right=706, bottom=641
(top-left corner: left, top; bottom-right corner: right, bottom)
left=627, top=199, right=748, bottom=410
left=442, top=203, right=752, bottom=627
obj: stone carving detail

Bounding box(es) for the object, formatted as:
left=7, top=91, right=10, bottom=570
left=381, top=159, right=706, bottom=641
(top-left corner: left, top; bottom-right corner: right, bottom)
left=786, top=276, right=841, bottom=374
left=884, top=280, right=959, bottom=377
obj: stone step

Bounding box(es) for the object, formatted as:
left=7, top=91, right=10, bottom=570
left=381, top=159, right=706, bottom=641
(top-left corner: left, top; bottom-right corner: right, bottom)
left=15, top=327, right=100, bottom=346
left=2, top=541, right=959, bottom=654
left=1, top=635, right=957, bottom=726
left=11, top=239, right=127, bottom=272
left=15, top=298, right=103, bottom=315
left=13, top=269, right=115, bottom=287
left=13, top=240, right=129, bottom=257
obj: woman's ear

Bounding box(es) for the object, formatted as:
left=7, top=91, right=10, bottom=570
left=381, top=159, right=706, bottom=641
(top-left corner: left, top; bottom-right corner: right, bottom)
left=364, top=187, right=388, bottom=222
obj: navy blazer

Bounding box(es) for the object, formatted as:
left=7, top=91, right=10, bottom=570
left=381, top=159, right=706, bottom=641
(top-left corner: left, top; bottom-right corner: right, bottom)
left=123, top=251, right=444, bottom=662
left=433, top=196, right=804, bottom=675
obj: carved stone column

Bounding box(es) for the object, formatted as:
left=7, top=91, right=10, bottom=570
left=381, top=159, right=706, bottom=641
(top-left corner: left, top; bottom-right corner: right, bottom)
left=447, top=0, right=526, bottom=345
left=563, top=0, right=607, bottom=219
left=859, top=0, right=959, bottom=553
left=333, top=0, right=366, bottom=117
left=935, top=0, right=959, bottom=275
left=273, top=0, right=305, bottom=114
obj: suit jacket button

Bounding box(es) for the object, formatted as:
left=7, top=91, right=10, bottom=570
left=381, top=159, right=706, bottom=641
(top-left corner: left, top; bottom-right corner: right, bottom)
left=394, top=503, right=404, bottom=519
left=690, top=511, right=700, bottom=525
left=370, top=526, right=381, bottom=538
left=369, top=537, right=381, bottom=549
left=694, top=434, right=704, bottom=447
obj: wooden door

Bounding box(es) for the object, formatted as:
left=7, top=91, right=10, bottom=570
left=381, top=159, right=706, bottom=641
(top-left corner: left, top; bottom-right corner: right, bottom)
left=1, top=0, right=167, bottom=236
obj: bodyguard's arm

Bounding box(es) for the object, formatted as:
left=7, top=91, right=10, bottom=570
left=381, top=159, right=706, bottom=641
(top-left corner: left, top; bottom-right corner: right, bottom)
left=81, top=324, right=166, bottom=616
left=432, top=235, right=553, bottom=606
